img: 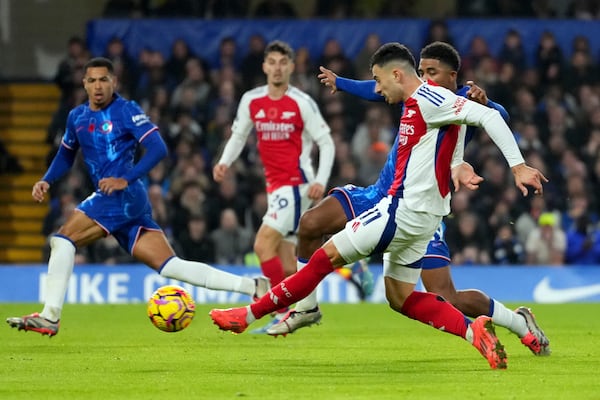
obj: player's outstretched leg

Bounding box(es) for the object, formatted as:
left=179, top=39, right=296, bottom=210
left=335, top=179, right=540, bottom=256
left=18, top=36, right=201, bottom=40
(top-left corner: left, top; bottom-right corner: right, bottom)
left=469, top=316, right=508, bottom=369
left=6, top=312, right=60, bottom=337
left=515, top=306, right=551, bottom=356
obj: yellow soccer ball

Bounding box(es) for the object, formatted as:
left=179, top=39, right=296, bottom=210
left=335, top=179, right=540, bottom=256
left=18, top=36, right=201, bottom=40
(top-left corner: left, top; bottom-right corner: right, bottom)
left=147, top=285, right=196, bottom=332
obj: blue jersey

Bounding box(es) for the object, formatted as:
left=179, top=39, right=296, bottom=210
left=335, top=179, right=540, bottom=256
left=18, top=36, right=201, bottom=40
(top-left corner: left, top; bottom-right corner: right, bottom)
left=62, top=94, right=159, bottom=189
left=331, top=78, right=509, bottom=268
left=59, top=95, right=163, bottom=253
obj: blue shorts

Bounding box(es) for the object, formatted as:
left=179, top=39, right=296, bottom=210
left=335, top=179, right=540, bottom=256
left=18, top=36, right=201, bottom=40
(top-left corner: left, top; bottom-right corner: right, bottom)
left=77, top=181, right=161, bottom=254
left=329, top=184, right=451, bottom=269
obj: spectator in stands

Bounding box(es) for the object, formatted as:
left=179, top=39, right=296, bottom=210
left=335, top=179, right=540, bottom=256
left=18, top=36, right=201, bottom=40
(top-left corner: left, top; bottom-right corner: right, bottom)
left=103, top=36, right=136, bottom=97
left=147, top=183, right=171, bottom=233
left=210, top=36, right=240, bottom=82
left=462, top=35, right=493, bottom=73
left=135, top=49, right=176, bottom=103
left=350, top=105, right=393, bottom=167
left=178, top=213, right=216, bottom=263
left=170, top=180, right=207, bottom=242
left=525, top=212, right=566, bottom=265
left=498, top=29, right=527, bottom=72
left=536, top=30, right=565, bottom=88
left=170, top=57, right=212, bottom=119
left=357, top=141, right=389, bottom=186
left=204, top=175, right=249, bottom=231
left=353, top=33, right=382, bottom=78
left=165, top=38, right=195, bottom=84
left=210, top=208, right=254, bottom=265
left=291, top=47, right=319, bottom=98
left=317, top=38, right=355, bottom=79
left=422, top=19, right=454, bottom=47
left=447, top=211, right=492, bottom=265
left=54, top=36, right=89, bottom=105
left=240, top=34, right=266, bottom=92
left=492, top=223, right=525, bottom=264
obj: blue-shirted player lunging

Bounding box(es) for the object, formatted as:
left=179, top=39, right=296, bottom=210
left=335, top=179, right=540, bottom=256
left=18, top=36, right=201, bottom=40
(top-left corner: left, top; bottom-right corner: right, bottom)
left=6, top=58, right=269, bottom=337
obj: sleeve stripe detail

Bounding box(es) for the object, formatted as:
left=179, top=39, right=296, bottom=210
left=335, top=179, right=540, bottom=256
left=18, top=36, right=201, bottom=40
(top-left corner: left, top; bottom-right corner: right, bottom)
left=138, top=127, right=159, bottom=142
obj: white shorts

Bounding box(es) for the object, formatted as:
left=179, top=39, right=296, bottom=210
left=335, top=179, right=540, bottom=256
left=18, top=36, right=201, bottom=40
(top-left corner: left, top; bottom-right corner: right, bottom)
left=332, top=195, right=442, bottom=284
left=262, top=184, right=312, bottom=242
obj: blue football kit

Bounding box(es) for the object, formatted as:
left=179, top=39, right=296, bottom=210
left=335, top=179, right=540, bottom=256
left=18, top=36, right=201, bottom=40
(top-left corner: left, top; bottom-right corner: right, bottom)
left=42, top=94, right=167, bottom=253
left=330, top=78, right=509, bottom=269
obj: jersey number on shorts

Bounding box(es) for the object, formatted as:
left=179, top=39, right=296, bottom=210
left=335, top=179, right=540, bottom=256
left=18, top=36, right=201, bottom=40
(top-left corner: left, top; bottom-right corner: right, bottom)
left=359, top=207, right=382, bottom=226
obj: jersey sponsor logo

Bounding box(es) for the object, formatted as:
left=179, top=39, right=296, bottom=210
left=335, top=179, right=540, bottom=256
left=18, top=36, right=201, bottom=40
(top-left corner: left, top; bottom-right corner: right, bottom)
left=453, top=97, right=467, bottom=115
left=257, top=121, right=295, bottom=141
left=533, top=276, right=600, bottom=303
left=131, top=113, right=150, bottom=126
left=100, top=121, right=113, bottom=134
left=281, top=111, right=296, bottom=119
left=255, top=109, right=266, bottom=118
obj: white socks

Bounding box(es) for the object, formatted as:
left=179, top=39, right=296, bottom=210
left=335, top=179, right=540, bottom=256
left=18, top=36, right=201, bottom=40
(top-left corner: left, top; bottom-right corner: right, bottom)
left=40, top=236, right=76, bottom=322
left=291, top=259, right=319, bottom=312
left=160, top=257, right=255, bottom=295
left=490, top=299, right=529, bottom=337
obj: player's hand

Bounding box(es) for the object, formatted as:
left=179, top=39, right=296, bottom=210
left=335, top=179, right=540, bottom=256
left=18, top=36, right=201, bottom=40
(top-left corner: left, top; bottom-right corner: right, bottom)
left=466, top=81, right=488, bottom=105
left=213, top=164, right=228, bottom=182
left=32, top=181, right=50, bottom=203
left=451, top=162, right=484, bottom=191
left=511, top=163, right=548, bottom=196
left=99, top=177, right=128, bottom=195
left=307, top=182, right=325, bottom=200
left=318, top=66, right=338, bottom=94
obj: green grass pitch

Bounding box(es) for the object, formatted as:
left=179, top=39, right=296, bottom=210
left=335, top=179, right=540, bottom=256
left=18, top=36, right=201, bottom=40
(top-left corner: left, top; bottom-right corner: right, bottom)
left=1, top=303, right=599, bottom=399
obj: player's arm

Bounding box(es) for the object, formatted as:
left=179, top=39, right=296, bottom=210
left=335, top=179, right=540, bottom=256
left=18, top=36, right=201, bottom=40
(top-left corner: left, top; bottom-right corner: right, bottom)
left=425, top=90, right=547, bottom=195
left=100, top=130, right=168, bottom=195
left=301, top=95, right=335, bottom=200
left=122, top=130, right=168, bottom=182
left=33, top=112, right=79, bottom=202
left=318, top=66, right=384, bottom=102
left=465, top=81, right=509, bottom=122
left=213, top=94, right=254, bottom=182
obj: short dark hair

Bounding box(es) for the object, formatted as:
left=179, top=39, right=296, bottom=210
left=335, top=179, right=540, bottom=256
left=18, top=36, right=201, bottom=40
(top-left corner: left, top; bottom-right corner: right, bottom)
left=264, top=40, right=295, bottom=60
left=420, top=41, right=461, bottom=72
left=369, top=42, right=416, bottom=71
left=83, top=57, right=114, bottom=74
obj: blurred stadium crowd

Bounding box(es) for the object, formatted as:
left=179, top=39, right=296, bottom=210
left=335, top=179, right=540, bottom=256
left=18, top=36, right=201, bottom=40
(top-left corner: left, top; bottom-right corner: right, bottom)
left=16, top=0, right=600, bottom=266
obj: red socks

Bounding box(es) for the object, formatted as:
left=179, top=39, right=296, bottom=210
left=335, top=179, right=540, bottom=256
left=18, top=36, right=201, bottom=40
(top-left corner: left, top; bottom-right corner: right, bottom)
left=400, top=291, right=470, bottom=338
left=260, top=256, right=286, bottom=287
left=251, top=248, right=333, bottom=319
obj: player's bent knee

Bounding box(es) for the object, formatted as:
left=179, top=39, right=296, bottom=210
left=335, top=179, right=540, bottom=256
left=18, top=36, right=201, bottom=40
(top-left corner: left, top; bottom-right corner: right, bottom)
left=298, top=210, right=324, bottom=238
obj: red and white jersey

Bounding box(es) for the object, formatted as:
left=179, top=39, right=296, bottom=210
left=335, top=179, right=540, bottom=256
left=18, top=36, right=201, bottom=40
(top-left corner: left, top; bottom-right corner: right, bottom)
left=389, top=81, right=524, bottom=216
left=219, top=84, right=334, bottom=193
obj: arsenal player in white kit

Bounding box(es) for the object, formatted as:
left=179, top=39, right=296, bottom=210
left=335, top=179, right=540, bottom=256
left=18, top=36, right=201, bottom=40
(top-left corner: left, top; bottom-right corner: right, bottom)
left=213, top=41, right=334, bottom=332
left=211, top=43, right=547, bottom=369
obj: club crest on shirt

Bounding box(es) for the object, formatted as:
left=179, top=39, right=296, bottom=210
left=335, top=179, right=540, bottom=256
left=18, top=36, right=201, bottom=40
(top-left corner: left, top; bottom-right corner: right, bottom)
left=100, top=121, right=113, bottom=134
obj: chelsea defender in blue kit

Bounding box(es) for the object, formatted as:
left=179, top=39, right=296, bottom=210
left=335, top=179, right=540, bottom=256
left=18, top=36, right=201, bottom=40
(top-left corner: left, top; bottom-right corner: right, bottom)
left=268, top=42, right=550, bottom=356
left=6, top=58, right=269, bottom=336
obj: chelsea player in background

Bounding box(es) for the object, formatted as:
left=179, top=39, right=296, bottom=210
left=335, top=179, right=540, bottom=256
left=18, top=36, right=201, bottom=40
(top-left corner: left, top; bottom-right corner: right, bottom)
left=7, top=58, right=269, bottom=337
